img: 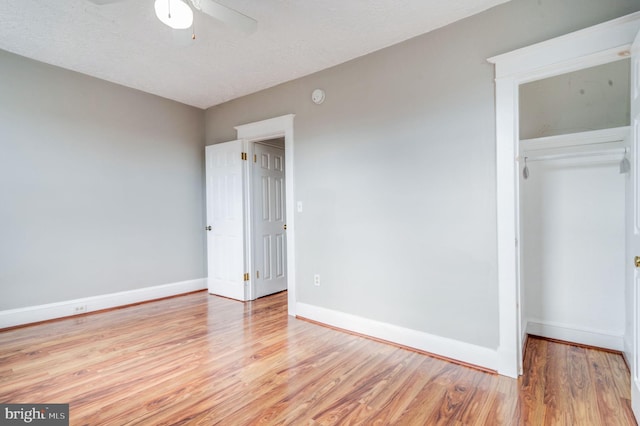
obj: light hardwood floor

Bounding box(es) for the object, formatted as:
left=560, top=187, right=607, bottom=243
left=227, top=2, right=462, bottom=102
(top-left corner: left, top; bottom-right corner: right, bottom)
left=0, top=291, right=635, bottom=425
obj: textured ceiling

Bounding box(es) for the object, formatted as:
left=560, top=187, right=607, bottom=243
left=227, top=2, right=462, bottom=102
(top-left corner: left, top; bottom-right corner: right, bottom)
left=0, top=0, right=510, bottom=109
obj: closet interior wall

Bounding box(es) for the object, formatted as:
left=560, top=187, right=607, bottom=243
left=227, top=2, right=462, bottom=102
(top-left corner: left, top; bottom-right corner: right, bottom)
left=518, top=59, right=630, bottom=351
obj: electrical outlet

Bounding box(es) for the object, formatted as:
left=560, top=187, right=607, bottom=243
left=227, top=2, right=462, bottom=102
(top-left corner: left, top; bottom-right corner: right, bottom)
left=74, top=305, right=87, bottom=314
left=314, top=274, right=320, bottom=286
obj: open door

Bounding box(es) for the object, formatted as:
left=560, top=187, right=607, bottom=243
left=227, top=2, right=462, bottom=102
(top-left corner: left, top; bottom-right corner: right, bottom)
left=629, top=29, right=640, bottom=419
left=252, top=142, right=287, bottom=299
left=205, top=140, right=247, bottom=301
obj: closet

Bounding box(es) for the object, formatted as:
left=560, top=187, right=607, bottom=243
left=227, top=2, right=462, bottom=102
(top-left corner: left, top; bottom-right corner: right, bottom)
left=518, top=59, right=630, bottom=351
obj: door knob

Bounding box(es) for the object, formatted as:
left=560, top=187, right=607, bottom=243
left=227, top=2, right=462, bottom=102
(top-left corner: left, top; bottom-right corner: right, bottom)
left=635, top=256, right=640, bottom=268
left=206, top=226, right=212, bottom=231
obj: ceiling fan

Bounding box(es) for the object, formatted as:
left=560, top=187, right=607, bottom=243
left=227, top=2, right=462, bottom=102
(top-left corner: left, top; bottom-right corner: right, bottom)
left=87, top=0, right=257, bottom=34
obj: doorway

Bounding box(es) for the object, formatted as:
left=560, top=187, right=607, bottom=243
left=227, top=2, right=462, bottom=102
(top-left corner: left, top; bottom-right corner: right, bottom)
left=204, top=138, right=288, bottom=301
left=488, top=12, right=640, bottom=378
left=204, top=114, right=297, bottom=314
left=236, top=115, right=295, bottom=312
left=517, top=61, right=629, bottom=354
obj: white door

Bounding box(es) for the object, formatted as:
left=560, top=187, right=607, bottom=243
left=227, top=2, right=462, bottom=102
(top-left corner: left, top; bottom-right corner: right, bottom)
left=205, top=141, right=247, bottom=301
left=629, top=29, right=640, bottom=419
left=252, top=142, right=287, bottom=299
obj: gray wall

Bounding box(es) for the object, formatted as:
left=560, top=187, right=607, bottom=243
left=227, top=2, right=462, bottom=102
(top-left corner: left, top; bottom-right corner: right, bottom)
left=520, top=59, right=630, bottom=139
left=0, top=50, right=206, bottom=310
left=205, top=0, right=640, bottom=349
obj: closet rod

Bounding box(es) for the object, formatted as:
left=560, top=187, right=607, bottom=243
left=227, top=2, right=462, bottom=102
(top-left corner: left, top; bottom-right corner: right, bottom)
left=521, top=147, right=626, bottom=163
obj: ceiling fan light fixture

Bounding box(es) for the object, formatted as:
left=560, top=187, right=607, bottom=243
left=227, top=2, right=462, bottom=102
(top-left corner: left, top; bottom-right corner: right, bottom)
left=154, top=0, right=193, bottom=30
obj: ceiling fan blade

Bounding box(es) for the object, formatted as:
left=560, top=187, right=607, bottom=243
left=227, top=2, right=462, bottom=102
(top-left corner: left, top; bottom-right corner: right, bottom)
left=193, top=0, right=257, bottom=34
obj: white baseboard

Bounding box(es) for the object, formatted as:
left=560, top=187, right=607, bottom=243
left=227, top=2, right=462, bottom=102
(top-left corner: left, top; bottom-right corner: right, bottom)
left=0, top=278, right=207, bottom=329
left=526, top=319, right=624, bottom=351
left=296, top=302, right=498, bottom=372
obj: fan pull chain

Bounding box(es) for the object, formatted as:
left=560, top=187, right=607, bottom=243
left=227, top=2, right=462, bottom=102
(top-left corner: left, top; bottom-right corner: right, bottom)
left=192, top=17, right=196, bottom=40
left=167, top=0, right=171, bottom=19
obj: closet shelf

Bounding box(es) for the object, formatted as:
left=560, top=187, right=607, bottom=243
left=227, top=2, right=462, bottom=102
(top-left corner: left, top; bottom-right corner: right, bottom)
left=517, top=126, right=630, bottom=163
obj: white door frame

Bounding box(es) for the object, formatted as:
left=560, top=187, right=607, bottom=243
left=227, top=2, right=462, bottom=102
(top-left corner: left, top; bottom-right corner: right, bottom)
left=488, top=12, right=640, bottom=378
left=234, top=114, right=296, bottom=316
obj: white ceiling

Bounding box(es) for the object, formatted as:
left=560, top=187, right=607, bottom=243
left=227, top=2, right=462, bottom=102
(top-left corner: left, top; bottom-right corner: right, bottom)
left=0, top=0, right=510, bottom=109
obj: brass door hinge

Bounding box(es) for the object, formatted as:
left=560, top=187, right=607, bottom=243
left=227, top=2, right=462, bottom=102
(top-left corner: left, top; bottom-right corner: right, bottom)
left=241, top=152, right=248, bottom=161
left=243, top=272, right=250, bottom=281
left=254, top=154, right=257, bottom=163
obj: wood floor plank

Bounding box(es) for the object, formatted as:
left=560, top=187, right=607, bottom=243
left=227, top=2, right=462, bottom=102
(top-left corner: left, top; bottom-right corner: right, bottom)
left=0, top=291, right=635, bottom=425
left=586, top=348, right=634, bottom=426
left=541, top=338, right=570, bottom=425
left=566, top=345, right=600, bottom=424
left=515, top=336, right=547, bottom=424
left=357, top=353, right=432, bottom=425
